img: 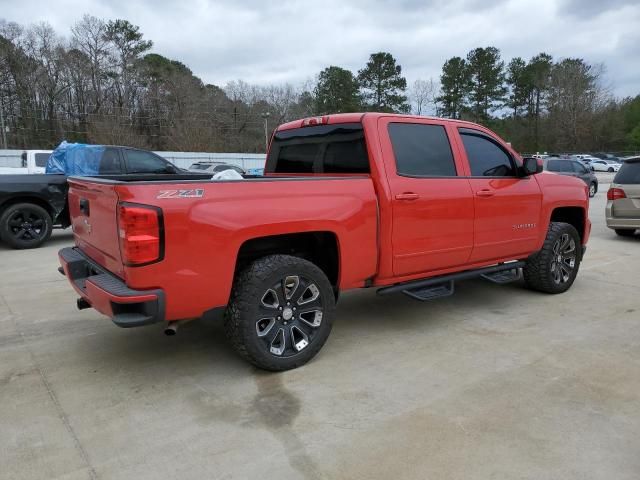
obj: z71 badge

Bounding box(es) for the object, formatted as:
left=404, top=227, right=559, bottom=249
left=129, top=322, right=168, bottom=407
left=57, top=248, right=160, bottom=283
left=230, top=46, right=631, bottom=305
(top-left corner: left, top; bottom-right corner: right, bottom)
left=157, top=189, right=204, bottom=199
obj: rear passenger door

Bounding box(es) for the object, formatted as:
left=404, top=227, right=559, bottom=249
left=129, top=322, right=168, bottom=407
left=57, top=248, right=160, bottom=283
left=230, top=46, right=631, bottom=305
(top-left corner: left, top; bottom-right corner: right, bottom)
left=379, top=118, right=475, bottom=277
left=456, top=128, right=542, bottom=263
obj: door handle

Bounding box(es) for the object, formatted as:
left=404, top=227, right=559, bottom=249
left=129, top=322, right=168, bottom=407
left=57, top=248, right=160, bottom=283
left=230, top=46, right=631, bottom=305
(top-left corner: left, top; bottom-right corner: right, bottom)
left=395, top=192, right=420, bottom=201
left=476, top=189, right=495, bottom=197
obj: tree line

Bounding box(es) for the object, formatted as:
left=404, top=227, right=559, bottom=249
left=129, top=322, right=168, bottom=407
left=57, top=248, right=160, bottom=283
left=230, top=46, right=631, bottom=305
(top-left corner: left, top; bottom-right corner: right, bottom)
left=1, top=16, right=639, bottom=154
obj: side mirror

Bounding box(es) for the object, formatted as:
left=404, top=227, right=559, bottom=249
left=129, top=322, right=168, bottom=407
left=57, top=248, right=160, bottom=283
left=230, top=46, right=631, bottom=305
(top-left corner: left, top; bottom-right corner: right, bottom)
left=522, top=157, right=542, bottom=176
left=165, top=164, right=178, bottom=174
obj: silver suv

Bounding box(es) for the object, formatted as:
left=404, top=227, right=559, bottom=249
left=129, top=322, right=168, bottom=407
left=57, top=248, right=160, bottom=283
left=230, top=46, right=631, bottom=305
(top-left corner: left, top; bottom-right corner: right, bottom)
left=606, top=158, right=640, bottom=237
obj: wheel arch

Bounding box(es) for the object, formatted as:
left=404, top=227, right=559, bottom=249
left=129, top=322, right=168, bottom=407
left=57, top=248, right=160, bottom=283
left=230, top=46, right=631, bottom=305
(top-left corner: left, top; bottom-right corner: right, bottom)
left=0, top=195, right=59, bottom=223
left=549, top=206, right=586, bottom=242
left=235, top=231, right=341, bottom=295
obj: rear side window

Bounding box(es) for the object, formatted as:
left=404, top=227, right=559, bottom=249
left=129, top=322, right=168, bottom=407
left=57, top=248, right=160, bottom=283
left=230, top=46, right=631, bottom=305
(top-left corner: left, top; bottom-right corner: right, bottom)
left=614, top=162, right=640, bottom=184
left=388, top=123, right=456, bottom=176
left=267, top=123, right=369, bottom=174
left=460, top=129, right=516, bottom=177
left=547, top=160, right=572, bottom=172
left=99, top=148, right=122, bottom=174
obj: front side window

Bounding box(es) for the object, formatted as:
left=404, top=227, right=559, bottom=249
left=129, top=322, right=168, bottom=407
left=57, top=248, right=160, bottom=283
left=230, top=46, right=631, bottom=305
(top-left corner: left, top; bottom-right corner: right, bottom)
left=388, top=123, right=457, bottom=176
left=125, top=150, right=170, bottom=173
left=571, top=162, right=588, bottom=174
left=35, top=153, right=50, bottom=167
left=459, top=129, right=516, bottom=177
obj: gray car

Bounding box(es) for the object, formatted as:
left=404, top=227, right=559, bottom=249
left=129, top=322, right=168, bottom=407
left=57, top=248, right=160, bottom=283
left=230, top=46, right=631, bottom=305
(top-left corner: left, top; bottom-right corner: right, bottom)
left=544, top=158, right=598, bottom=197
left=606, top=158, right=640, bottom=237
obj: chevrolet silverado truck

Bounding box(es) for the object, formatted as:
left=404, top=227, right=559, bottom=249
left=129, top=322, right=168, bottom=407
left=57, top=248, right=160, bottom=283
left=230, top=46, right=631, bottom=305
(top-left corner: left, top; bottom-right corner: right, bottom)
left=58, top=113, right=591, bottom=371
left=0, top=146, right=191, bottom=249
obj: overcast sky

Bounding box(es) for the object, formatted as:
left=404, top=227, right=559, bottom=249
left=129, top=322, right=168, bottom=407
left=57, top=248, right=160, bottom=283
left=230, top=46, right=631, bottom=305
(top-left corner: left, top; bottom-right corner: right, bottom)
left=1, top=0, right=639, bottom=97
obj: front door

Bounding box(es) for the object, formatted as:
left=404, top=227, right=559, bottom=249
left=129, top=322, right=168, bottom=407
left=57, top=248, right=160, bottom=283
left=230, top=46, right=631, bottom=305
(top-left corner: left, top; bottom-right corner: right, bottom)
left=379, top=118, right=475, bottom=277
left=456, top=128, right=542, bottom=263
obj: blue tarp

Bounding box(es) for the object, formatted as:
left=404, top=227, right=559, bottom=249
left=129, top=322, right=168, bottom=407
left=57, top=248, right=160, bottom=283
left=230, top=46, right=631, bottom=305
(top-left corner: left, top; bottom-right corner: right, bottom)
left=45, top=141, right=106, bottom=175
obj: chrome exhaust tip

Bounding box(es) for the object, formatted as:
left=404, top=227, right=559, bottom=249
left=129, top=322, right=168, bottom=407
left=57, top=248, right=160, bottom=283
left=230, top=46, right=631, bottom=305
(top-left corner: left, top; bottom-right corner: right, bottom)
left=164, top=321, right=179, bottom=336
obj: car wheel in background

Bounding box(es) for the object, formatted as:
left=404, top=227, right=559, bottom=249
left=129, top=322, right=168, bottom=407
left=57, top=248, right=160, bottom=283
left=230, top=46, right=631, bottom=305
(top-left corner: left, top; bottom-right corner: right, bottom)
left=225, top=254, right=335, bottom=371
left=615, top=229, right=636, bottom=237
left=523, top=222, right=582, bottom=294
left=0, top=203, right=53, bottom=249
left=589, top=183, right=597, bottom=197
left=608, top=167, right=614, bottom=172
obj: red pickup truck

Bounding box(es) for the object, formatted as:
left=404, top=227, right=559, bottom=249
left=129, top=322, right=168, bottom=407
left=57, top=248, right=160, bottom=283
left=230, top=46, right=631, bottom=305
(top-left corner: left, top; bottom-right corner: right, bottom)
left=59, top=113, right=591, bottom=370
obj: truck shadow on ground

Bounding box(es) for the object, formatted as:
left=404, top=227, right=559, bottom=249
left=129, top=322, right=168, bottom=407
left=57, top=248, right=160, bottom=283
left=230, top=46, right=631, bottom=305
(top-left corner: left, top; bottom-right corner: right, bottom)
left=61, top=277, right=527, bottom=380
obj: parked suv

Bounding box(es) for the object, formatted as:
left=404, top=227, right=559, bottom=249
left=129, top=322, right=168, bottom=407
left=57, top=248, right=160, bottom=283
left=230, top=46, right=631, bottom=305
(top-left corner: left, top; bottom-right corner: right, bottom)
left=606, top=158, right=640, bottom=236
left=544, top=158, right=598, bottom=197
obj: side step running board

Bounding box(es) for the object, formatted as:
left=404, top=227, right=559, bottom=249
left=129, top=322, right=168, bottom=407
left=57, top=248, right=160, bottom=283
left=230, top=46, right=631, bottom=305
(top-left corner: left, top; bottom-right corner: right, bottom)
left=377, top=261, right=526, bottom=301
left=402, top=280, right=454, bottom=301
left=480, top=268, right=521, bottom=284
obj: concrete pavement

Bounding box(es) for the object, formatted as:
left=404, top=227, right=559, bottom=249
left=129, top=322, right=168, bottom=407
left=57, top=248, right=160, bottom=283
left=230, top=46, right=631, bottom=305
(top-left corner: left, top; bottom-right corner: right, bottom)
left=1, top=176, right=639, bottom=480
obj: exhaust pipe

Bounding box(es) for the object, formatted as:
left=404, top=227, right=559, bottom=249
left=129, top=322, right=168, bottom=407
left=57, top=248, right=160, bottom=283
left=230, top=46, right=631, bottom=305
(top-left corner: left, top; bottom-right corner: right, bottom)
left=77, top=298, right=91, bottom=310
left=164, top=321, right=180, bottom=336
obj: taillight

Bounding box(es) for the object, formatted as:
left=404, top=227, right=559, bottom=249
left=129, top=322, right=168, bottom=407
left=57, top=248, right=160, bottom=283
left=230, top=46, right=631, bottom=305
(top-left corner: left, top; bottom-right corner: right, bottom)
left=607, top=188, right=626, bottom=201
left=301, top=116, right=329, bottom=127
left=118, top=203, right=163, bottom=266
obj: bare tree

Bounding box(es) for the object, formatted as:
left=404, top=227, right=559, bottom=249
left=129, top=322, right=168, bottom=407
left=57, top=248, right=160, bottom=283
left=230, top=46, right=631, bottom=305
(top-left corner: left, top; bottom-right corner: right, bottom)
left=409, top=78, right=437, bottom=115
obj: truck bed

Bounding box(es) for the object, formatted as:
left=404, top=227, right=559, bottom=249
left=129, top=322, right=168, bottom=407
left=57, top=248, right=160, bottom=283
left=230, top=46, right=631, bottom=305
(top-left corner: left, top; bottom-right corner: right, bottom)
left=66, top=174, right=379, bottom=320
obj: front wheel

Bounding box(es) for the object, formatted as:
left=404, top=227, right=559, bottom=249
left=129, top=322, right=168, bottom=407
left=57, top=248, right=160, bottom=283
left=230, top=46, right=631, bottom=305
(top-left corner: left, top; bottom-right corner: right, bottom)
left=523, top=222, right=582, bottom=294
left=0, top=203, right=53, bottom=249
left=225, top=254, right=335, bottom=371
left=608, top=167, right=614, bottom=172
left=589, top=183, right=597, bottom=197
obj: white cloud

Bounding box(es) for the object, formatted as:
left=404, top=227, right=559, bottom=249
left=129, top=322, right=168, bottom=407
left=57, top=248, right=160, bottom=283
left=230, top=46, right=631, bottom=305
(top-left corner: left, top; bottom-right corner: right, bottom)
left=1, top=0, right=638, bottom=96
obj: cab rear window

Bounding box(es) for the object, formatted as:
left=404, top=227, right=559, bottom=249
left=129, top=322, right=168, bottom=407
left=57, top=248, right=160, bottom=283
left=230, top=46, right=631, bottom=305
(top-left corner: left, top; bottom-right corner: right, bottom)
left=614, top=162, right=640, bottom=184
left=266, top=123, right=369, bottom=174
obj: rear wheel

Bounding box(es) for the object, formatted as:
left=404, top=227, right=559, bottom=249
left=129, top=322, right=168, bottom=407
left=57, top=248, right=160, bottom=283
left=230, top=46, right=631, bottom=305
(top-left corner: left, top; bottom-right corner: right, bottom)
left=524, top=222, right=582, bottom=294
left=225, top=254, right=335, bottom=371
left=615, top=229, right=636, bottom=237
left=589, top=183, right=597, bottom=197
left=0, top=203, right=53, bottom=249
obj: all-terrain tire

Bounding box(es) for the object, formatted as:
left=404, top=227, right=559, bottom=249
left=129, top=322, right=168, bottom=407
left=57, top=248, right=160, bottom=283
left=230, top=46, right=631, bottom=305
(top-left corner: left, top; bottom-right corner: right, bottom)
left=224, top=254, right=335, bottom=371
left=523, top=222, right=582, bottom=294
left=0, top=203, right=53, bottom=249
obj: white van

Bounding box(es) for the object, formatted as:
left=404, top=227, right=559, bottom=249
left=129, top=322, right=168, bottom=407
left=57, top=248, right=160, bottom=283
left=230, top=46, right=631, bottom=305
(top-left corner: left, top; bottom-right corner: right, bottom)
left=0, top=150, right=52, bottom=174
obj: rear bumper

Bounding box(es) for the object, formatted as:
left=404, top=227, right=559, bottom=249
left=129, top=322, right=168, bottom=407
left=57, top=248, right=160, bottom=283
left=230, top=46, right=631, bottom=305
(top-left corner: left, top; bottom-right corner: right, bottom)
left=58, top=247, right=165, bottom=328
left=605, top=217, right=640, bottom=229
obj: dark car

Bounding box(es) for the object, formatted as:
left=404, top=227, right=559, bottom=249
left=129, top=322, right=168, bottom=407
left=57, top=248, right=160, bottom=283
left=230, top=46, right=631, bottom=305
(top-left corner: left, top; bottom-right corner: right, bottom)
left=544, top=158, right=598, bottom=197
left=0, top=146, right=206, bottom=249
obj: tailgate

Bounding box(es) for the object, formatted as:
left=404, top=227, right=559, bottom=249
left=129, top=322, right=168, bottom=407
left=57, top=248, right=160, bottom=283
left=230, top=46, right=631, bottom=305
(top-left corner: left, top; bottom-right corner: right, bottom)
left=612, top=183, right=640, bottom=218
left=68, top=178, right=124, bottom=277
